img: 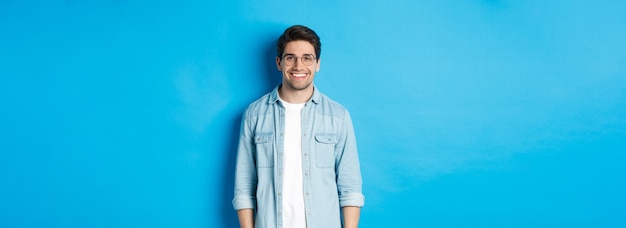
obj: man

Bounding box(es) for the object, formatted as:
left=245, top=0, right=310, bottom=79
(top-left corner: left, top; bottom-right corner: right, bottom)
left=232, top=25, right=364, bottom=228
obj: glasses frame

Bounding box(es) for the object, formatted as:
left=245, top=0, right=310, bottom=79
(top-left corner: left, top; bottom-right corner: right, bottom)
left=281, top=54, right=318, bottom=66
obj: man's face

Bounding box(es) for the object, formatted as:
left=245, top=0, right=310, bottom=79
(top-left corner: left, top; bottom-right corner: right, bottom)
left=276, top=40, right=320, bottom=92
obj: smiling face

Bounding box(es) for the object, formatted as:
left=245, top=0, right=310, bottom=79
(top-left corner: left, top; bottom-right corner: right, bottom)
left=276, top=40, right=320, bottom=94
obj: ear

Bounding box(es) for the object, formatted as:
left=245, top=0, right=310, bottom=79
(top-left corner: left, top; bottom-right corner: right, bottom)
left=276, top=56, right=282, bottom=71
left=316, top=58, right=321, bottom=72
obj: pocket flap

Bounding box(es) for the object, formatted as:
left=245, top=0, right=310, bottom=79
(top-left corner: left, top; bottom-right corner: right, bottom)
left=315, top=134, right=339, bottom=144
left=255, top=132, right=274, bottom=143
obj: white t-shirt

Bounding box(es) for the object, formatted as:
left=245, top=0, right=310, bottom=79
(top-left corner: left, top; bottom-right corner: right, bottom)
left=280, top=98, right=306, bottom=228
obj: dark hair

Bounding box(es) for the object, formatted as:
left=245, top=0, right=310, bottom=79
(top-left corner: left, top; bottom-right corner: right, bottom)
left=276, top=25, right=321, bottom=59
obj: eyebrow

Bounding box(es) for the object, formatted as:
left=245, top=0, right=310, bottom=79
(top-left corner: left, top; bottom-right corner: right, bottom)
left=283, top=53, right=315, bottom=57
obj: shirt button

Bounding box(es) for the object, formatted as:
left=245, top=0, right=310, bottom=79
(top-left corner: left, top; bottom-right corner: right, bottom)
left=304, top=173, right=308, bottom=176
left=304, top=153, right=307, bottom=156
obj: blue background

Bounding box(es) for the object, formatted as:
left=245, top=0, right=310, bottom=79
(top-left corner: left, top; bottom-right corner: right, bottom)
left=1, top=0, right=625, bottom=227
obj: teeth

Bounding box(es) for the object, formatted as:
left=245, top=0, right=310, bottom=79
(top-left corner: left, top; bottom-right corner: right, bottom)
left=293, top=73, right=306, bottom=77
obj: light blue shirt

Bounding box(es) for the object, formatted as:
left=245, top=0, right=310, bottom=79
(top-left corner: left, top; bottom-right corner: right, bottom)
left=233, top=85, right=365, bottom=228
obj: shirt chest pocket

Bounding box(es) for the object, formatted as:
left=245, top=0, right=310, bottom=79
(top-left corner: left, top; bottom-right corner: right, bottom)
left=314, top=134, right=339, bottom=168
left=255, top=132, right=274, bottom=168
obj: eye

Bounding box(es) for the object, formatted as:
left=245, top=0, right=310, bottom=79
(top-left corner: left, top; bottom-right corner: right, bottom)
left=303, top=55, right=315, bottom=62
left=284, top=55, right=295, bottom=61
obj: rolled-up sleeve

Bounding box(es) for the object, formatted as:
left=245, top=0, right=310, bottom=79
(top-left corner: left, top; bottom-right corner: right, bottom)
left=336, top=111, right=365, bottom=207
left=232, top=111, right=258, bottom=210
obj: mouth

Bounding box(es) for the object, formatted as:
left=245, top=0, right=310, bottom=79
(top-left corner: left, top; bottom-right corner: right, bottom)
left=290, top=72, right=308, bottom=80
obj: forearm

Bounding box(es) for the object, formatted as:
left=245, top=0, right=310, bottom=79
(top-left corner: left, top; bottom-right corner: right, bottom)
left=237, top=209, right=254, bottom=228
left=342, top=206, right=361, bottom=228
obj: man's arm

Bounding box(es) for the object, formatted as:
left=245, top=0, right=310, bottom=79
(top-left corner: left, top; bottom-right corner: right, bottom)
left=233, top=112, right=258, bottom=227
left=336, top=111, right=364, bottom=226
left=237, top=209, right=254, bottom=228
left=342, top=206, right=361, bottom=228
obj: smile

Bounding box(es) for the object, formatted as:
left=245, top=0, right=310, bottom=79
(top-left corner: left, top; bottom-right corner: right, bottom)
left=291, top=73, right=308, bottom=79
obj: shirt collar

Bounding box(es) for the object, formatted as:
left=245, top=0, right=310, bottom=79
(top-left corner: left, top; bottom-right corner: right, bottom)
left=269, top=84, right=321, bottom=105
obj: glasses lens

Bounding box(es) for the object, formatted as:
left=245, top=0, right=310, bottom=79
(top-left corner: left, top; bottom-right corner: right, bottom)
left=284, top=56, right=295, bottom=65
left=302, top=55, right=314, bottom=65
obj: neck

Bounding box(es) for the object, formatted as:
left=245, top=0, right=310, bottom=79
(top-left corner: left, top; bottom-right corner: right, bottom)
left=278, top=84, right=314, bottom=104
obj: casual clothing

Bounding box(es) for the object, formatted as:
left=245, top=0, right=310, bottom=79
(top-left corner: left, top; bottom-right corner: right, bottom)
left=233, top=85, right=364, bottom=228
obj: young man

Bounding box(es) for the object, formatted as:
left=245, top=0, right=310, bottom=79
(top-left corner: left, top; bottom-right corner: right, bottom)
left=233, top=25, right=364, bottom=228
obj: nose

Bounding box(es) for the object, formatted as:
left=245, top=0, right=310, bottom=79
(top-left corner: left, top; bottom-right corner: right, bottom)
left=292, top=57, right=304, bottom=70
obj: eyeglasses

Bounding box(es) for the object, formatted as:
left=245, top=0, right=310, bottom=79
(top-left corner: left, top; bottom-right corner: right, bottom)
left=281, top=54, right=317, bottom=66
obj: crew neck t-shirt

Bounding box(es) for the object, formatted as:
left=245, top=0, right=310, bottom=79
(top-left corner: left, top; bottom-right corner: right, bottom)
left=280, top=98, right=306, bottom=228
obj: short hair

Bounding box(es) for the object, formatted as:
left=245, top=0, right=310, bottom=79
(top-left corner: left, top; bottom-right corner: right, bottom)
left=276, top=25, right=321, bottom=59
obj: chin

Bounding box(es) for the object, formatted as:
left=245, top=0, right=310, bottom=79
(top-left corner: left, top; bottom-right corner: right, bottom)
left=287, top=82, right=312, bottom=91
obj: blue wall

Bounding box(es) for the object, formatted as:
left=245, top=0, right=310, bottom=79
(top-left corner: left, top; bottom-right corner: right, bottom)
left=1, top=0, right=625, bottom=227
